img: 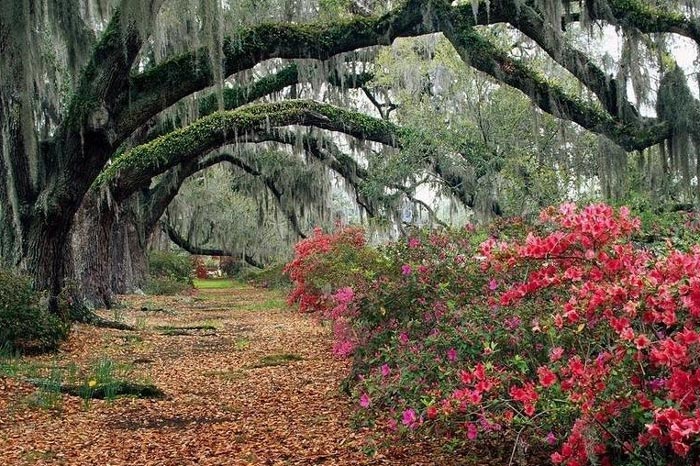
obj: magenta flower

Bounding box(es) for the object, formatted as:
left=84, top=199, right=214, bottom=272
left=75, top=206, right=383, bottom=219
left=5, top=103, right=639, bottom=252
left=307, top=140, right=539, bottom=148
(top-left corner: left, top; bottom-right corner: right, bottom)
left=401, top=264, right=412, bottom=276
left=332, top=340, right=354, bottom=358
left=447, top=348, right=458, bottom=362
left=359, top=393, right=371, bottom=408
left=334, top=287, right=354, bottom=304
left=504, top=316, right=522, bottom=330
left=649, top=378, right=666, bottom=391
left=399, top=332, right=409, bottom=345
left=545, top=432, right=557, bottom=445
left=381, top=364, right=391, bottom=377
left=466, top=422, right=478, bottom=440
left=479, top=415, right=502, bottom=432
left=402, top=408, right=417, bottom=427
left=488, top=279, right=498, bottom=290
left=408, top=237, right=421, bottom=248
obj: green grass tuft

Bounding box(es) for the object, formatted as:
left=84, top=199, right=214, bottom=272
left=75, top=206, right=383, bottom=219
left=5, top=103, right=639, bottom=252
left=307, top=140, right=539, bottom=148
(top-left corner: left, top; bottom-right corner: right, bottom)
left=251, top=353, right=304, bottom=368
left=242, top=298, right=286, bottom=311
left=194, top=278, right=244, bottom=289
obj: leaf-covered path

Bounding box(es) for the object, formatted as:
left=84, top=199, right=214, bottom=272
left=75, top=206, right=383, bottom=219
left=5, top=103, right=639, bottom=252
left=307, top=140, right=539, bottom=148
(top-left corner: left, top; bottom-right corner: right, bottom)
left=0, top=282, right=484, bottom=465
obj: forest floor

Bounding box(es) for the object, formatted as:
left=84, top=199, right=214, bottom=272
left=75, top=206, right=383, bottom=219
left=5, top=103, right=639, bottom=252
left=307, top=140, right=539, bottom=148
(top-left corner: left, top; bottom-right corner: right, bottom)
left=0, top=280, right=542, bottom=465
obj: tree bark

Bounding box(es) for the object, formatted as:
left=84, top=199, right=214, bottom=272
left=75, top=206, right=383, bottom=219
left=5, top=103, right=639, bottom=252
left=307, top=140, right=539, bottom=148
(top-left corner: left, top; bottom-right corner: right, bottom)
left=71, top=192, right=150, bottom=308
left=71, top=193, right=115, bottom=308
left=110, top=204, right=149, bottom=295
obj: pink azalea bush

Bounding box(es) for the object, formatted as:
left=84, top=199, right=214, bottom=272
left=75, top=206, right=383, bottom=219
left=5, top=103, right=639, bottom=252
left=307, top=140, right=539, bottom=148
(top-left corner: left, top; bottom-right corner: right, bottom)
left=285, top=204, right=700, bottom=464
left=283, top=226, right=379, bottom=357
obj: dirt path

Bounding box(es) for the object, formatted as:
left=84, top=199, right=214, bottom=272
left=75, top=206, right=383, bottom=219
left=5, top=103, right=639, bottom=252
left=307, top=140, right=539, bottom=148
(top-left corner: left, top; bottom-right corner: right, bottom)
left=0, top=282, right=476, bottom=466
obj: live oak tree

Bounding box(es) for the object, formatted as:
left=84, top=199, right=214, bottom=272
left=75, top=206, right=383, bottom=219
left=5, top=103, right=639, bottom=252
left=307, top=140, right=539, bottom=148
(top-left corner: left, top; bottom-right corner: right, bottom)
left=163, top=154, right=325, bottom=266
left=2, top=0, right=700, bottom=312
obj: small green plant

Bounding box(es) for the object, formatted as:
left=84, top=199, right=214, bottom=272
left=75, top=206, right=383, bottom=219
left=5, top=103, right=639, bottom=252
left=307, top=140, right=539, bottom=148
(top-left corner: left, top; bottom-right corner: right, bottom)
left=135, top=316, right=148, bottom=330
left=234, top=338, right=250, bottom=350
left=78, top=358, right=137, bottom=408
left=26, top=364, right=64, bottom=411
left=0, top=269, right=69, bottom=353
left=3, top=350, right=160, bottom=412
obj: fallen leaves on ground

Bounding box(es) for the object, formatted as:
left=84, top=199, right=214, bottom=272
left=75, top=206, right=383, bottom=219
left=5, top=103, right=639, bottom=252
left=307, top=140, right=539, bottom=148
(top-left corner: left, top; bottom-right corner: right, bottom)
left=0, top=284, right=543, bottom=465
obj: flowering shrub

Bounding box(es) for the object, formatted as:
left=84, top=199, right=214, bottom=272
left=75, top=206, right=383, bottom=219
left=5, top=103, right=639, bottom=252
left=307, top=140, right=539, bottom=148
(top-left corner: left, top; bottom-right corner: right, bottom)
left=478, top=203, right=700, bottom=464
left=193, top=256, right=208, bottom=279
left=286, top=204, right=700, bottom=464
left=284, top=226, right=368, bottom=313
left=284, top=226, right=376, bottom=356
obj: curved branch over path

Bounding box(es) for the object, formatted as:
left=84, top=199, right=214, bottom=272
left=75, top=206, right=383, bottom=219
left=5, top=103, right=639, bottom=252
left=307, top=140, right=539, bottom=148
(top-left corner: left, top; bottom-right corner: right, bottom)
left=98, top=100, right=405, bottom=201
left=163, top=222, right=264, bottom=269
left=114, top=0, right=700, bottom=155
left=130, top=64, right=375, bottom=149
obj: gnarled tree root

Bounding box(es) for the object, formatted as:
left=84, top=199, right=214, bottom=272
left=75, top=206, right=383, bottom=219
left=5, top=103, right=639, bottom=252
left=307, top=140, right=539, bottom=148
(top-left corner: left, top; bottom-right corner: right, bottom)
left=70, top=306, right=136, bottom=331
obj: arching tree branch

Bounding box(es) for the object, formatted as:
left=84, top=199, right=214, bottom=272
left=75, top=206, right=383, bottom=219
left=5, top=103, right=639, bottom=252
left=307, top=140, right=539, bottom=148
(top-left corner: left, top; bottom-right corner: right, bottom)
left=104, top=98, right=500, bottom=227
left=113, top=0, right=683, bottom=157
left=129, top=63, right=375, bottom=149
left=163, top=222, right=264, bottom=269
left=97, top=99, right=406, bottom=201
left=592, top=0, right=700, bottom=45
left=115, top=0, right=436, bottom=139
left=441, top=19, right=668, bottom=151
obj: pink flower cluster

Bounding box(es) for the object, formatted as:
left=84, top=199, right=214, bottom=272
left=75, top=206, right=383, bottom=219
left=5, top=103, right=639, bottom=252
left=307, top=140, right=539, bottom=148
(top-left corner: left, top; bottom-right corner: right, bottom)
left=286, top=204, right=700, bottom=464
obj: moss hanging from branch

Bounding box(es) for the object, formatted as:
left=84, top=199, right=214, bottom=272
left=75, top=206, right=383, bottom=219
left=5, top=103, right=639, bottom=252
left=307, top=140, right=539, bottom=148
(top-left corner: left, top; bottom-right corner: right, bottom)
left=132, top=62, right=376, bottom=150
left=96, top=99, right=407, bottom=201
left=597, top=135, right=628, bottom=201
left=657, top=65, right=700, bottom=201
left=117, top=0, right=430, bottom=138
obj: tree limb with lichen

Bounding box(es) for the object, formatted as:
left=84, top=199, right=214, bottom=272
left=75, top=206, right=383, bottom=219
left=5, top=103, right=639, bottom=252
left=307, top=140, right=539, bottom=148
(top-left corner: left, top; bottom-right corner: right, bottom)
left=441, top=16, right=668, bottom=151
left=126, top=63, right=375, bottom=151
left=116, top=0, right=680, bottom=155
left=98, top=100, right=405, bottom=202
left=163, top=221, right=264, bottom=268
